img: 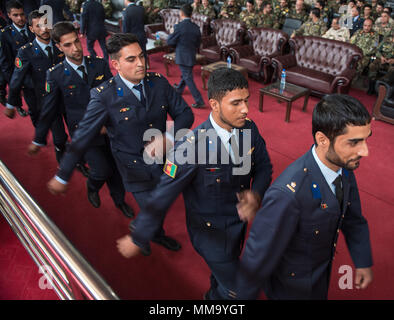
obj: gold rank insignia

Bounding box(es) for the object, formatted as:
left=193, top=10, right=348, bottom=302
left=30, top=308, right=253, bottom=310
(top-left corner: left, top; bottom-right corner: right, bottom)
left=163, top=159, right=177, bottom=178
left=286, top=183, right=296, bottom=192
left=95, top=75, right=104, bottom=81
left=58, top=53, right=64, bottom=57
left=15, top=57, right=22, bottom=68
left=247, top=147, right=255, bottom=155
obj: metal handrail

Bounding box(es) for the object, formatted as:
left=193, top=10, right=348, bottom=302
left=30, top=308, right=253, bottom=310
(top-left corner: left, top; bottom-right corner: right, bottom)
left=0, top=160, right=119, bottom=300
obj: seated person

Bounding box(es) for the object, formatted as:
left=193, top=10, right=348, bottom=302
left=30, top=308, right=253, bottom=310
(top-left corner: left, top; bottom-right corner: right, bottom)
left=322, top=17, right=350, bottom=42
left=288, top=0, right=309, bottom=23
left=219, top=0, right=241, bottom=19
left=292, top=8, right=327, bottom=37
left=240, top=0, right=260, bottom=29
left=198, top=0, right=216, bottom=19
left=257, top=2, right=280, bottom=29
left=373, top=11, right=394, bottom=40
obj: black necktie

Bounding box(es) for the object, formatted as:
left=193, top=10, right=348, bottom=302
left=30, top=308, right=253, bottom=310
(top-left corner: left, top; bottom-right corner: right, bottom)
left=333, top=175, right=343, bottom=209
left=134, top=83, right=146, bottom=106
left=20, top=29, right=28, bottom=42
left=45, top=46, right=54, bottom=65
left=77, top=65, right=88, bottom=83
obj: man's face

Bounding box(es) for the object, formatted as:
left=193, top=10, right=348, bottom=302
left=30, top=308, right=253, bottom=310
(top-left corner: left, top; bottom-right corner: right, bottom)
left=8, top=8, right=26, bottom=28
left=363, top=19, right=373, bottom=32
left=332, top=19, right=340, bottom=30
left=228, top=0, right=235, bottom=6
left=325, top=124, right=371, bottom=171
left=376, top=5, right=383, bottom=13
left=315, top=1, right=321, bottom=9
left=280, top=0, right=287, bottom=7
left=364, top=7, right=371, bottom=16
left=296, top=1, right=303, bottom=10
left=381, top=12, right=389, bottom=23
left=56, top=31, right=83, bottom=63
left=371, top=0, right=377, bottom=5
left=264, top=4, right=272, bottom=14
left=202, top=0, right=208, bottom=6
left=351, top=7, right=359, bottom=17
left=29, top=18, right=50, bottom=42
left=246, top=2, right=254, bottom=12
left=112, top=42, right=146, bottom=84
left=211, top=88, right=249, bottom=130
left=256, top=0, right=263, bottom=7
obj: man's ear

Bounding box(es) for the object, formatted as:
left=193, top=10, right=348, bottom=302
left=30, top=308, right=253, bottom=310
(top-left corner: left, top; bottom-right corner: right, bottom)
left=55, top=43, right=63, bottom=52
left=208, top=98, right=219, bottom=112
left=315, top=131, right=330, bottom=149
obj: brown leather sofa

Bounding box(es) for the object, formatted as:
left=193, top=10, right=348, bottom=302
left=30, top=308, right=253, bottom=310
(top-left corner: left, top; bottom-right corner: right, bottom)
left=271, top=36, right=363, bottom=95
left=144, top=9, right=212, bottom=42
left=200, top=19, right=247, bottom=62
left=372, top=70, right=394, bottom=124
left=229, top=27, right=288, bottom=83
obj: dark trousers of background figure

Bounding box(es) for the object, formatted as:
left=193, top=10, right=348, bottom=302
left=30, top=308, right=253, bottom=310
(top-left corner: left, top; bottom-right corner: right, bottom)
left=176, top=64, right=204, bottom=105
left=84, top=138, right=126, bottom=206
left=86, top=36, right=109, bottom=62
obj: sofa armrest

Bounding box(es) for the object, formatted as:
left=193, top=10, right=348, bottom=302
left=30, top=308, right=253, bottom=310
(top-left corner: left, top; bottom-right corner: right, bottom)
left=228, top=45, right=254, bottom=64
left=376, top=73, right=394, bottom=98
left=200, top=34, right=217, bottom=49
left=271, top=54, right=297, bottom=81
left=145, top=23, right=165, bottom=39
left=331, top=68, right=357, bottom=93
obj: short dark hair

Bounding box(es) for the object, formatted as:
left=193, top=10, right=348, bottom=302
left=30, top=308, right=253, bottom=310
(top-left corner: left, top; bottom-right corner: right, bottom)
left=246, top=0, right=254, bottom=5
left=51, top=21, right=77, bottom=43
left=6, top=0, right=23, bottom=13
left=180, top=4, right=193, bottom=17
left=28, top=10, right=45, bottom=26
left=376, top=1, right=385, bottom=7
left=364, top=4, right=372, bottom=9
left=106, top=33, right=140, bottom=60
left=311, top=8, right=321, bottom=18
left=317, top=0, right=325, bottom=8
left=383, top=7, right=392, bottom=14
left=207, top=68, right=248, bottom=102
left=312, top=94, right=371, bottom=145
left=263, top=1, right=271, bottom=8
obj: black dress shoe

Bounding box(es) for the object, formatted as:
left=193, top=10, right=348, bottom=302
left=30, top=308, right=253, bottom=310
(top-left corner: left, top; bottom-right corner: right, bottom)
left=87, top=182, right=100, bottom=208
left=191, top=103, right=205, bottom=109
left=76, top=163, right=90, bottom=178
left=152, top=235, right=181, bottom=251
left=16, top=106, right=28, bottom=117
left=117, top=202, right=135, bottom=218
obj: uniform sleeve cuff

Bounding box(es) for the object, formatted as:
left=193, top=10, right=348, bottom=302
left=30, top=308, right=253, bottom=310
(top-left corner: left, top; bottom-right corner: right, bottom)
left=32, top=141, right=46, bottom=147
left=54, top=176, right=68, bottom=185
left=6, top=103, right=15, bottom=109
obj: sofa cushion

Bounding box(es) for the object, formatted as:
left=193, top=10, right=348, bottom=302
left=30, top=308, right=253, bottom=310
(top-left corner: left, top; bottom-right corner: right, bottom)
left=239, top=55, right=260, bottom=72
left=200, top=45, right=221, bottom=61
left=286, top=66, right=334, bottom=94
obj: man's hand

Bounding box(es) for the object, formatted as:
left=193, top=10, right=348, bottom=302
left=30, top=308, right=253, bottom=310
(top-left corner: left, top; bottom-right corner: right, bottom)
left=47, top=178, right=68, bottom=195
left=144, top=134, right=173, bottom=160
left=100, top=126, right=107, bottom=135
left=116, top=234, right=141, bottom=258
left=236, top=190, right=261, bottom=222
left=354, top=267, right=373, bottom=289
left=27, top=143, right=41, bottom=156
left=4, top=108, right=16, bottom=119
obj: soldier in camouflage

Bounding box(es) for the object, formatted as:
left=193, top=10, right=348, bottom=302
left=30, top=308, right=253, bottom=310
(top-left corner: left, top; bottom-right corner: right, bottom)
left=240, top=0, right=260, bottom=29
left=66, top=0, right=84, bottom=13
left=191, top=0, right=202, bottom=14
left=288, top=0, right=309, bottom=23
left=274, top=0, right=290, bottom=27
left=219, top=0, right=241, bottom=19
left=257, top=2, right=280, bottom=29
left=255, top=0, right=264, bottom=14
left=145, top=0, right=168, bottom=24
left=350, top=19, right=379, bottom=80
left=314, top=0, right=330, bottom=25
left=369, top=34, right=394, bottom=79
left=373, top=12, right=394, bottom=39
left=199, top=0, right=216, bottom=19
left=292, top=8, right=327, bottom=37
left=361, top=4, right=375, bottom=22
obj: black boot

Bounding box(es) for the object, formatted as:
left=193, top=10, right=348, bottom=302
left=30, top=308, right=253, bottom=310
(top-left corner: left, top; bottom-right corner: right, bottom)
left=367, top=79, right=376, bottom=95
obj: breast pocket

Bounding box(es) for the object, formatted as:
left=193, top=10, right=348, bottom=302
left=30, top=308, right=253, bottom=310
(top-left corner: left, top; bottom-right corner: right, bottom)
left=116, top=106, right=138, bottom=124
left=203, top=170, right=232, bottom=199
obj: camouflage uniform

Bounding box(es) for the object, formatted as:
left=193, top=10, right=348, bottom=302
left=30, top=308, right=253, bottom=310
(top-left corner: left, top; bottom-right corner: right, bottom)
left=293, top=19, right=327, bottom=37
left=369, top=35, right=394, bottom=78
left=258, top=13, right=280, bottom=29
left=146, top=0, right=168, bottom=24
left=287, top=8, right=308, bottom=23
left=274, top=5, right=290, bottom=27
left=322, top=26, right=350, bottom=42
left=67, top=0, right=84, bottom=13
left=255, top=5, right=263, bottom=15
left=239, top=10, right=260, bottom=29
left=327, top=0, right=341, bottom=14
left=219, top=3, right=241, bottom=20
left=373, top=21, right=394, bottom=39
left=101, top=0, right=113, bottom=19
left=350, top=29, right=379, bottom=75
left=199, top=4, right=216, bottom=19
left=192, top=3, right=202, bottom=14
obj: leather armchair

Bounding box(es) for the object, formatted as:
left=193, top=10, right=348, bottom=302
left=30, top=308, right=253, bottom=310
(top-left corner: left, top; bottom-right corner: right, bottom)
left=271, top=36, right=363, bottom=96
left=229, top=27, right=288, bottom=83
left=145, top=9, right=180, bottom=41
left=372, top=71, right=394, bottom=124
left=200, top=19, right=246, bottom=62
left=191, top=12, right=212, bottom=37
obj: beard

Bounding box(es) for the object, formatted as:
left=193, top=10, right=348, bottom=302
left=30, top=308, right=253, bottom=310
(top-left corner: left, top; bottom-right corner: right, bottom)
left=325, top=144, right=361, bottom=171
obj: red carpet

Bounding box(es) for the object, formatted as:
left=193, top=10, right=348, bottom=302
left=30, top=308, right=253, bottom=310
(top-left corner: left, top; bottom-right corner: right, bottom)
left=1, top=37, right=393, bottom=300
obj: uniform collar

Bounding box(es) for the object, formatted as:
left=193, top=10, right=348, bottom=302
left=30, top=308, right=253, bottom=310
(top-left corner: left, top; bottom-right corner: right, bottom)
left=209, top=113, right=238, bottom=145
left=65, top=56, right=87, bottom=72
left=12, top=23, right=27, bottom=33
left=34, top=37, right=53, bottom=52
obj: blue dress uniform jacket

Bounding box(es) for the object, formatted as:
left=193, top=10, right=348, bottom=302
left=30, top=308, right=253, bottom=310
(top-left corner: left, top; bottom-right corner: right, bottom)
left=80, top=0, right=107, bottom=41
left=235, top=148, right=373, bottom=300
left=40, top=0, right=74, bottom=24
left=34, top=56, right=113, bottom=154
left=121, top=3, right=147, bottom=51
left=130, top=118, right=272, bottom=298
left=166, top=18, right=201, bottom=67
left=57, top=72, right=194, bottom=190
left=7, top=40, right=64, bottom=117
left=0, top=24, right=35, bottom=82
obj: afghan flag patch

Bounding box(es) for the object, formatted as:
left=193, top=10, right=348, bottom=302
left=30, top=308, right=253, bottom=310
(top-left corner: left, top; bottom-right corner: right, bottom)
left=163, top=159, right=177, bottom=178
left=45, top=81, right=51, bottom=93
left=15, top=57, right=22, bottom=68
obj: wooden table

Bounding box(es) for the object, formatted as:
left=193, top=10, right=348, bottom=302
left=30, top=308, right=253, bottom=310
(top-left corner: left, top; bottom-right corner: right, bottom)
left=162, top=52, right=207, bottom=76
left=201, top=61, right=248, bottom=90
left=259, top=82, right=310, bottom=122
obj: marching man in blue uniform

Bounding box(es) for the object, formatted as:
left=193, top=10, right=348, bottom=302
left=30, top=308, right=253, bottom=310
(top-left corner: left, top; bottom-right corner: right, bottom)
left=28, top=22, right=133, bottom=218
left=116, top=68, right=273, bottom=299
left=45, top=33, right=194, bottom=251
left=0, top=0, right=34, bottom=116
left=4, top=10, right=67, bottom=163
left=233, top=94, right=374, bottom=299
